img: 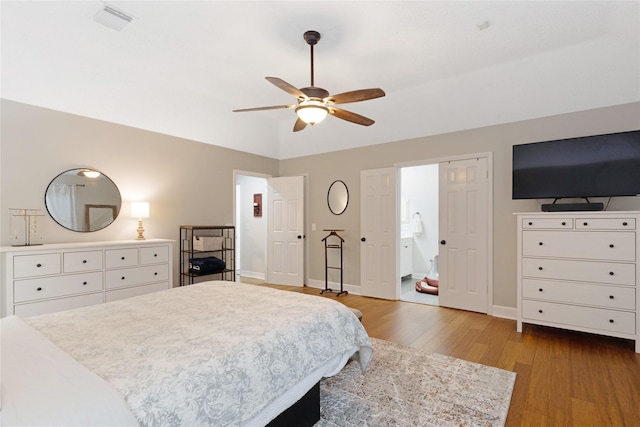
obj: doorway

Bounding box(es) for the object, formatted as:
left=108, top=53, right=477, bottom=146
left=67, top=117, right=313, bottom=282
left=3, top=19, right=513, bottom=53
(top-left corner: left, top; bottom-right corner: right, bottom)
left=396, top=154, right=493, bottom=314
left=399, top=164, right=440, bottom=306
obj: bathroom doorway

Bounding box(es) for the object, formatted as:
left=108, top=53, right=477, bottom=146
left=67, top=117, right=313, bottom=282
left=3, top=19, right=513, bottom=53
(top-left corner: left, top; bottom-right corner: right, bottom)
left=399, top=163, right=440, bottom=306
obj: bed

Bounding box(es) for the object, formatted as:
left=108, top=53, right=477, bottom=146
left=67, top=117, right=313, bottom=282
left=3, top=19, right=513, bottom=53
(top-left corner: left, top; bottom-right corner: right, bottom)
left=1, top=281, right=373, bottom=426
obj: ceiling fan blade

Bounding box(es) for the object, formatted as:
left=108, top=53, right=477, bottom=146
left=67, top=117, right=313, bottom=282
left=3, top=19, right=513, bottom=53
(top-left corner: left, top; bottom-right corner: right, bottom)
left=327, top=88, right=385, bottom=105
left=266, top=77, right=306, bottom=99
left=232, top=104, right=294, bottom=112
left=293, top=118, right=307, bottom=132
left=330, top=107, right=375, bottom=126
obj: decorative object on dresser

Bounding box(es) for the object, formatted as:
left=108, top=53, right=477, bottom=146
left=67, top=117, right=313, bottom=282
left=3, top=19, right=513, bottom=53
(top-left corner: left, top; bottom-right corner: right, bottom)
left=179, top=225, right=235, bottom=285
left=9, top=208, right=44, bottom=246
left=45, top=168, right=122, bottom=232
left=516, top=212, right=639, bottom=353
left=0, top=239, right=174, bottom=318
left=130, top=201, right=150, bottom=240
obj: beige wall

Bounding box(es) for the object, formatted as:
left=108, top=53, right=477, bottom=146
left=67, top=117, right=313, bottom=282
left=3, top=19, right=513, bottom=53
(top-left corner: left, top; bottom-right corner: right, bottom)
left=0, top=100, right=280, bottom=285
left=2, top=99, right=639, bottom=309
left=279, top=102, right=640, bottom=309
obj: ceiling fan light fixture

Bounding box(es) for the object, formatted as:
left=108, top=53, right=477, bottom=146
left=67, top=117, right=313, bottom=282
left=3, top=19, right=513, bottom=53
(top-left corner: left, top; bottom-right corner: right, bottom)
left=295, top=101, right=329, bottom=124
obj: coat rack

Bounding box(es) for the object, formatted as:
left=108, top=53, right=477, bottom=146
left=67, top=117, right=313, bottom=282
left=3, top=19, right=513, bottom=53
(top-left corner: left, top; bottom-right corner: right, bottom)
left=320, top=229, right=347, bottom=296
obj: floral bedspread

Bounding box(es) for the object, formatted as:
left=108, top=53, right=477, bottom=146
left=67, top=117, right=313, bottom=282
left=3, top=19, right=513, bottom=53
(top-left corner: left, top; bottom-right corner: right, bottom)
left=25, top=281, right=372, bottom=426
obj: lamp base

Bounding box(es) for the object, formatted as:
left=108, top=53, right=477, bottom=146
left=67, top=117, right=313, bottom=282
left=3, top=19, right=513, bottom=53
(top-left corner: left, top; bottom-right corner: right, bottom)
left=136, top=219, right=145, bottom=240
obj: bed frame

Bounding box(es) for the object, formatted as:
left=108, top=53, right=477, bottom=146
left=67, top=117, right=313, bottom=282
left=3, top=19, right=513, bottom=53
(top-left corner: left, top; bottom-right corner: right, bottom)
left=267, top=382, right=320, bottom=427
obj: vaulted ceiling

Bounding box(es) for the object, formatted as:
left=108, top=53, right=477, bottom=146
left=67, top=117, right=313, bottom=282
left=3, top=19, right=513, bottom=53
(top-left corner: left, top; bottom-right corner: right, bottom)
left=2, top=1, right=639, bottom=159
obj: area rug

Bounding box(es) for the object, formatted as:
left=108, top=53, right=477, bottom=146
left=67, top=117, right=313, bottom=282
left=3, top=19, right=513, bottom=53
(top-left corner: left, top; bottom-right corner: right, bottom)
left=316, top=338, right=516, bottom=426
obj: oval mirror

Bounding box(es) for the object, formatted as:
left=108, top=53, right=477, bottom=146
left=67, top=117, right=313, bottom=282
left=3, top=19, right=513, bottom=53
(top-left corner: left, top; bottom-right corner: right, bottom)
left=45, top=168, right=122, bottom=232
left=328, top=180, right=349, bottom=215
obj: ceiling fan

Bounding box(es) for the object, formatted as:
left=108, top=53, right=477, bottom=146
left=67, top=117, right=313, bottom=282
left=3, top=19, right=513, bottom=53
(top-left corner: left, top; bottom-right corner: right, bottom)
left=233, top=30, right=385, bottom=132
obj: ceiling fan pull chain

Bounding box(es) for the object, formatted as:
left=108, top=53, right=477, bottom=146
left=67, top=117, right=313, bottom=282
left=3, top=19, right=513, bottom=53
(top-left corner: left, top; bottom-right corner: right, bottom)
left=310, top=43, right=315, bottom=87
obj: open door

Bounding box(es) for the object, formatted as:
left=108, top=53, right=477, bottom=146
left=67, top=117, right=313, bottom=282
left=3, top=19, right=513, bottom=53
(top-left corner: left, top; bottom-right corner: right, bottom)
left=438, top=157, right=489, bottom=313
left=360, top=168, right=397, bottom=299
left=267, top=176, right=305, bottom=286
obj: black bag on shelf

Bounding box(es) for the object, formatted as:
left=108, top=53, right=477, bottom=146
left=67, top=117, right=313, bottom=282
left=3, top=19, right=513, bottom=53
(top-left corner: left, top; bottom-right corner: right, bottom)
left=189, top=256, right=226, bottom=275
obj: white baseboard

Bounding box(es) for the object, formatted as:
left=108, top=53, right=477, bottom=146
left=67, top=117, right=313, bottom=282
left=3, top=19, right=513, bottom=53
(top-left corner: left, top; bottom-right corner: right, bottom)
left=491, top=305, right=517, bottom=320
left=239, top=270, right=265, bottom=280
left=307, top=279, right=361, bottom=295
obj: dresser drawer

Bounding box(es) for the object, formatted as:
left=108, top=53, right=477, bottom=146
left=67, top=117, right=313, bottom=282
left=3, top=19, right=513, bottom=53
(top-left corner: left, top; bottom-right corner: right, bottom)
left=105, top=264, right=170, bottom=289
left=13, top=254, right=61, bottom=278
left=14, top=272, right=104, bottom=303
left=522, top=231, right=636, bottom=261
left=105, top=248, right=138, bottom=268
left=105, top=282, right=168, bottom=302
left=63, top=251, right=103, bottom=273
left=522, top=258, right=636, bottom=286
left=13, top=293, right=103, bottom=317
left=576, top=218, right=636, bottom=230
left=522, top=300, right=635, bottom=335
left=522, top=218, right=573, bottom=229
left=140, top=245, right=169, bottom=265
left=522, top=278, right=636, bottom=310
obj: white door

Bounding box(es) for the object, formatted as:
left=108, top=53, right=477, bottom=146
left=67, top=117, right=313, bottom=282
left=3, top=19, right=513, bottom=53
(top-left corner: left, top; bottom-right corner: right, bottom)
left=267, top=176, right=304, bottom=286
left=438, top=157, right=489, bottom=313
left=360, top=168, right=397, bottom=299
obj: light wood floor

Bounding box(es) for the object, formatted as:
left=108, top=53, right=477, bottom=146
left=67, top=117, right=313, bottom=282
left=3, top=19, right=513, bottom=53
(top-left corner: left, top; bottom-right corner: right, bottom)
left=251, top=282, right=640, bottom=426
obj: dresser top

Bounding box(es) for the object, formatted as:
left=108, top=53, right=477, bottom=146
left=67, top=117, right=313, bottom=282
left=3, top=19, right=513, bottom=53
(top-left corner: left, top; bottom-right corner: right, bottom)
left=514, top=211, right=640, bottom=216
left=1, top=239, right=175, bottom=253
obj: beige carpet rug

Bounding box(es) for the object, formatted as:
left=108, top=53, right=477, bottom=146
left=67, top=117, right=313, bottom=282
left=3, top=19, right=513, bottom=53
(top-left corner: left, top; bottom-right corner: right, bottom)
left=316, top=338, right=516, bottom=427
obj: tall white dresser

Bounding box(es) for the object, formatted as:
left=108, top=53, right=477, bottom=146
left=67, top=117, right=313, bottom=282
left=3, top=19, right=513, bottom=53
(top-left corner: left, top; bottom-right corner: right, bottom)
left=516, top=212, right=639, bottom=353
left=1, top=239, right=174, bottom=318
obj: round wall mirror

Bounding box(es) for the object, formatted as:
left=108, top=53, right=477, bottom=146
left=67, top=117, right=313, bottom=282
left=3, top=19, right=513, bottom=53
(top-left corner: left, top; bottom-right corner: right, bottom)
left=45, top=168, right=122, bottom=232
left=328, top=180, right=349, bottom=215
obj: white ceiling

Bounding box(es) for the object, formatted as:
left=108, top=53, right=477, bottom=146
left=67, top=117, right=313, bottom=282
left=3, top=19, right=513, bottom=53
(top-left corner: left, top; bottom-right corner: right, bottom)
left=2, top=1, right=639, bottom=159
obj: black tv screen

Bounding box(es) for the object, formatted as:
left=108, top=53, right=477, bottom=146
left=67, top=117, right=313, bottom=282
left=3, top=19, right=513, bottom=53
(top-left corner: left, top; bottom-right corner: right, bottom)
left=512, top=130, right=640, bottom=199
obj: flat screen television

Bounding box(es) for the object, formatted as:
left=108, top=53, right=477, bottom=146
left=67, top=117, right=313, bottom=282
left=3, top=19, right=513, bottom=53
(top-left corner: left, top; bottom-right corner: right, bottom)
left=512, top=130, right=640, bottom=204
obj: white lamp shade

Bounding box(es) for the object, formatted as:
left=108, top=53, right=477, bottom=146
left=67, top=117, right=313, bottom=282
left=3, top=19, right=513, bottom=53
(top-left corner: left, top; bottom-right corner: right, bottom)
left=131, top=202, right=149, bottom=218
left=295, top=101, right=329, bottom=124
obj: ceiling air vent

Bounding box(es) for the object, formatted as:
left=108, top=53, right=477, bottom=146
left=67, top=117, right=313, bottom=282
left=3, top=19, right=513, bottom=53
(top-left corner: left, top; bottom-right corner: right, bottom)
left=93, top=5, right=134, bottom=31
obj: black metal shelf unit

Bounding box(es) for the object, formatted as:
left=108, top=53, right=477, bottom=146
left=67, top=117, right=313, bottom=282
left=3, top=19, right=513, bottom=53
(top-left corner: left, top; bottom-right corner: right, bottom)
left=179, top=225, right=235, bottom=286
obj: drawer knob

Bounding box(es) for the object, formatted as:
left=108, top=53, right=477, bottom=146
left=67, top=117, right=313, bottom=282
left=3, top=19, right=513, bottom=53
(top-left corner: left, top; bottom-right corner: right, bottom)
left=154, top=253, right=158, bottom=257
left=609, top=295, right=614, bottom=299
left=622, top=222, right=628, bottom=226
left=609, top=319, right=614, bottom=323
left=538, top=267, right=543, bottom=271
left=538, top=242, right=543, bottom=246
left=538, top=309, right=543, bottom=314
left=154, top=272, right=158, bottom=276
left=36, top=263, right=42, bottom=268
left=583, top=222, right=588, bottom=226
left=121, top=276, right=126, bottom=280
left=83, top=281, right=88, bottom=285
left=528, top=222, right=533, bottom=226
left=121, top=256, right=125, bottom=260
left=561, top=222, right=566, bottom=226
left=609, top=244, right=614, bottom=248
left=36, top=287, right=42, bottom=291
left=538, top=288, right=544, bottom=292
left=609, top=271, right=615, bottom=276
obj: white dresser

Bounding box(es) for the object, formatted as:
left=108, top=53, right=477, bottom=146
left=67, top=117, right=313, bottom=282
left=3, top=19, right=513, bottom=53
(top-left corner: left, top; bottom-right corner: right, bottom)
left=516, top=212, right=639, bottom=353
left=1, top=239, right=174, bottom=318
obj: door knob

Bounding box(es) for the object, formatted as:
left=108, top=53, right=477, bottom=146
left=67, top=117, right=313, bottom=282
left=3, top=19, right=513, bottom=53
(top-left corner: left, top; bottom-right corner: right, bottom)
left=440, top=240, right=446, bottom=245
left=361, top=237, right=366, bottom=242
